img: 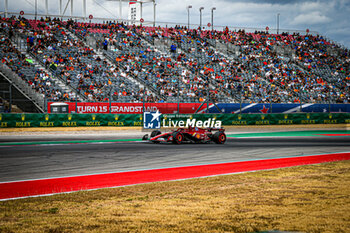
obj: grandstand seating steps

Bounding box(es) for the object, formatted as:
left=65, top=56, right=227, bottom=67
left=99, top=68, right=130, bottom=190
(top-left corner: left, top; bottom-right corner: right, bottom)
left=1, top=17, right=349, bottom=105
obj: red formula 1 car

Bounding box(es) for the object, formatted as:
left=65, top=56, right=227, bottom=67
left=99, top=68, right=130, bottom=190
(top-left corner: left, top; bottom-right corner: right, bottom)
left=142, top=127, right=226, bottom=144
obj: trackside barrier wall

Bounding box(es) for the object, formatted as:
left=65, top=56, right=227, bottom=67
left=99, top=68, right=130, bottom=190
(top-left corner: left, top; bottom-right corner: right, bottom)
left=0, top=113, right=350, bottom=128
left=47, top=102, right=350, bottom=114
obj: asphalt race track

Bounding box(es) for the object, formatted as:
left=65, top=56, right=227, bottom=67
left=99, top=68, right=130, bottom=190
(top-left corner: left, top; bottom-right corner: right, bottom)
left=1, top=135, right=350, bottom=183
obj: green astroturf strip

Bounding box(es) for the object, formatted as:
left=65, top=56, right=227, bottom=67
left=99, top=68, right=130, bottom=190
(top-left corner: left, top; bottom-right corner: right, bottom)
left=226, top=130, right=350, bottom=138
left=0, top=138, right=142, bottom=146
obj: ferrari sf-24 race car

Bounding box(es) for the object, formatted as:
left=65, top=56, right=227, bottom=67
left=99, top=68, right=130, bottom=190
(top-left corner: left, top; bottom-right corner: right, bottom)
left=142, top=127, right=226, bottom=144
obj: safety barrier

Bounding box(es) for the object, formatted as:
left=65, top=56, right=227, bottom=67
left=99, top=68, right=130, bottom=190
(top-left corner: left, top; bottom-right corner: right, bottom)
left=0, top=113, right=349, bottom=128
left=47, top=102, right=350, bottom=114
left=162, top=113, right=350, bottom=126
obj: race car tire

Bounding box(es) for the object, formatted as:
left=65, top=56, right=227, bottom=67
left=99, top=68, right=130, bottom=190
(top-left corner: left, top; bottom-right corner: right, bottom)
left=150, top=130, right=161, bottom=138
left=172, top=131, right=184, bottom=144
left=213, top=131, right=226, bottom=144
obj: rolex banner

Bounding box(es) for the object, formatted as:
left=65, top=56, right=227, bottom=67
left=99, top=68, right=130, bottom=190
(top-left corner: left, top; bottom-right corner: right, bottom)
left=0, top=113, right=349, bottom=128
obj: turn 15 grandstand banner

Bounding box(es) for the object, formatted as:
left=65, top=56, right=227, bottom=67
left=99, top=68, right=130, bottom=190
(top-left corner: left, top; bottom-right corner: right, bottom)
left=48, top=102, right=205, bottom=114
left=47, top=102, right=350, bottom=114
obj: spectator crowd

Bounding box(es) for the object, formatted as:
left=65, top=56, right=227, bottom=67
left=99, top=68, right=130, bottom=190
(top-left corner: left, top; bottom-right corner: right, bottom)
left=1, top=16, right=349, bottom=104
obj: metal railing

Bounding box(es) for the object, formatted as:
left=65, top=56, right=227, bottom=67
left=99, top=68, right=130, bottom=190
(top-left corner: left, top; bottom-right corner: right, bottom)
left=102, top=50, right=166, bottom=100
left=3, top=29, right=87, bottom=103
left=27, top=51, right=86, bottom=102
left=0, top=63, right=45, bottom=111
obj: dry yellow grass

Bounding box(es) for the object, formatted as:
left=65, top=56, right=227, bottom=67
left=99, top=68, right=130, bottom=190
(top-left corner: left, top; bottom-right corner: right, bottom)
left=1, top=161, right=349, bottom=233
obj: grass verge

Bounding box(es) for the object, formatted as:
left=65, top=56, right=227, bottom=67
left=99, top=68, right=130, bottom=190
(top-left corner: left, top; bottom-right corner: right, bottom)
left=1, top=161, right=349, bottom=233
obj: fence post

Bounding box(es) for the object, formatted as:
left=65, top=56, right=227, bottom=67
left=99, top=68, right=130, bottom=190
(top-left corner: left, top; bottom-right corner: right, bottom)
left=109, top=89, right=112, bottom=114
left=9, top=83, right=12, bottom=113
left=328, top=91, right=331, bottom=113
left=44, top=97, right=47, bottom=113
left=75, top=96, right=78, bottom=113
left=240, top=92, right=242, bottom=113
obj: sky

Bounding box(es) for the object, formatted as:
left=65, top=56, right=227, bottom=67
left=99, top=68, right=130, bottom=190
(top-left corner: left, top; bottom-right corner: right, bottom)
left=2, top=0, right=350, bottom=48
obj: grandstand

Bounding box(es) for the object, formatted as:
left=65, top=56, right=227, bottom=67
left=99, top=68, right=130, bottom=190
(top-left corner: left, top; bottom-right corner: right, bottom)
left=0, top=15, right=349, bottom=113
